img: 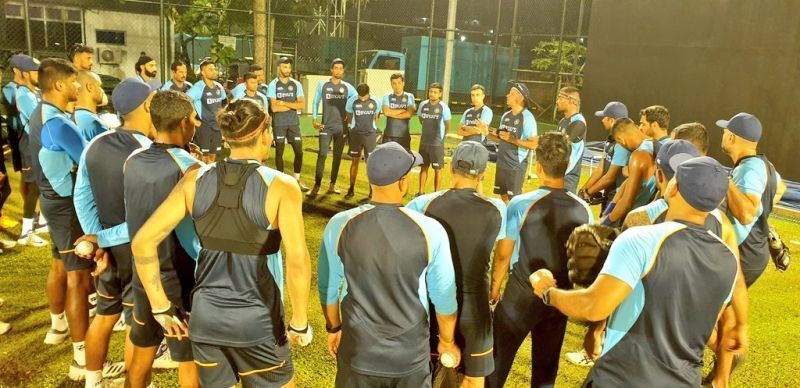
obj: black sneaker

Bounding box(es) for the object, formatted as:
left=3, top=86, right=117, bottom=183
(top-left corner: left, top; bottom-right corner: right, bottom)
left=345, top=189, right=355, bottom=199
left=307, top=185, right=320, bottom=198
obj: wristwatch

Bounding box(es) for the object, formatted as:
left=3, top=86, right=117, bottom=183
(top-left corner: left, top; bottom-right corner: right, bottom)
left=542, top=287, right=553, bottom=306
left=326, top=324, right=342, bottom=334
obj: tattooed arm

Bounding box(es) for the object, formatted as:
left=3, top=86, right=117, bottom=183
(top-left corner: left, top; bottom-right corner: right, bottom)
left=131, top=169, right=198, bottom=311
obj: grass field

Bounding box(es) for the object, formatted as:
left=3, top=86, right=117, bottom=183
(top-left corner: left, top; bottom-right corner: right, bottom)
left=0, top=125, right=798, bottom=387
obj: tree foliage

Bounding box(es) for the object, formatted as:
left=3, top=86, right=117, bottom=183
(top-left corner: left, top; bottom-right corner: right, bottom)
left=531, top=39, right=587, bottom=86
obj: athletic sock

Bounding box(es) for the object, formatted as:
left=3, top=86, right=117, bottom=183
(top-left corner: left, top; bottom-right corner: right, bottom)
left=294, top=173, right=301, bottom=180
left=84, top=370, right=102, bottom=388
left=21, top=218, right=34, bottom=236
left=73, top=341, right=86, bottom=366
left=37, top=212, right=47, bottom=227
left=51, top=312, right=67, bottom=331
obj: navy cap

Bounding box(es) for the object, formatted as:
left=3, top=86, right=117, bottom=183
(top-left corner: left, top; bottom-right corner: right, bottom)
left=509, top=81, right=533, bottom=108
left=452, top=141, right=489, bottom=175
left=716, top=112, right=762, bottom=142
left=594, top=101, right=628, bottom=120
left=675, top=156, right=729, bottom=212
left=277, top=56, right=292, bottom=66
left=112, top=77, right=153, bottom=116
left=366, top=142, right=423, bottom=186
left=9, top=54, right=39, bottom=72
left=656, top=140, right=701, bottom=180
left=331, top=58, right=345, bottom=67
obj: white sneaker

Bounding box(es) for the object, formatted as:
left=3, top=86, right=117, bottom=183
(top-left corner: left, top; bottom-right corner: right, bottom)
left=35, top=224, right=49, bottom=234
left=152, top=342, right=178, bottom=369
left=112, top=316, right=125, bottom=332
left=17, top=232, right=48, bottom=247
left=1, top=239, right=16, bottom=249
left=44, top=326, right=70, bottom=345
left=102, top=360, right=126, bottom=378
left=69, top=360, right=86, bottom=381
left=0, top=321, right=10, bottom=335
left=565, top=349, right=595, bottom=367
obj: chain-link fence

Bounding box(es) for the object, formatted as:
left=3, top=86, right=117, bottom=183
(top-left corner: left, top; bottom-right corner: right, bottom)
left=1, top=0, right=590, bottom=123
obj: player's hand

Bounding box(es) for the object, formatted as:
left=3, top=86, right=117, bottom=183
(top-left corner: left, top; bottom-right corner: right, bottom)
left=499, top=131, right=512, bottom=142
left=74, top=235, right=99, bottom=260
left=476, top=120, right=489, bottom=135
left=0, top=172, right=6, bottom=184
left=489, top=297, right=499, bottom=313
left=726, top=324, right=749, bottom=355
left=91, top=250, right=109, bottom=277
left=583, top=328, right=603, bottom=360
left=437, top=338, right=461, bottom=368
left=287, top=323, right=313, bottom=347
left=152, top=303, right=189, bottom=340
left=530, top=269, right=556, bottom=298
left=313, top=120, right=324, bottom=131
left=327, top=331, right=341, bottom=358
left=187, top=142, right=203, bottom=159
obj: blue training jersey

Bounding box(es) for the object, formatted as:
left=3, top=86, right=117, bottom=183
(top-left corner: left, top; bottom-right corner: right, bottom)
left=72, top=108, right=110, bottom=142
left=186, top=80, right=227, bottom=132
left=496, top=108, right=537, bottom=171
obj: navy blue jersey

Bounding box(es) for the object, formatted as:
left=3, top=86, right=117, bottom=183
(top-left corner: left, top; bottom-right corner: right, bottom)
left=602, top=135, right=630, bottom=192
left=382, top=91, right=416, bottom=138
left=125, top=144, right=202, bottom=301
left=496, top=109, right=537, bottom=171
left=28, top=102, right=87, bottom=199
left=460, top=105, right=493, bottom=143
left=319, top=203, right=457, bottom=377
left=72, top=108, right=109, bottom=142
left=266, top=77, right=304, bottom=128
left=161, top=80, right=192, bottom=93
left=587, top=222, right=737, bottom=386
left=74, top=129, right=151, bottom=248
left=506, top=187, right=594, bottom=288
left=312, top=79, right=357, bottom=132
left=236, top=91, right=270, bottom=110
left=634, top=198, right=724, bottom=237
left=418, top=100, right=452, bottom=146
left=407, top=189, right=506, bottom=297
left=187, top=81, right=227, bottom=132
left=189, top=160, right=287, bottom=347
left=345, top=95, right=381, bottom=134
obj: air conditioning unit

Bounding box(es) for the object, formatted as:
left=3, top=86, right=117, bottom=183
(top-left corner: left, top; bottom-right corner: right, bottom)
left=98, top=47, right=125, bottom=65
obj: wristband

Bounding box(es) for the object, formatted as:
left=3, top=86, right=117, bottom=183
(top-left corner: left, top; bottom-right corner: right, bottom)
left=326, top=325, right=342, bottom=334
left=288, top=323, right=309, bottom=334
left=542, top=288, right=553, bottom=306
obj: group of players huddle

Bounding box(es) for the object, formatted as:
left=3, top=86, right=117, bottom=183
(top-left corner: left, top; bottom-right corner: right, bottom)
left=0, top=41, right=788, bottom=388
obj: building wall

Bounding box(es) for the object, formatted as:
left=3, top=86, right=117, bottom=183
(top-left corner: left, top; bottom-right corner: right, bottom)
left=83, top=9, right=161, bottom=81
left=581, top=0, right=800, bottom=180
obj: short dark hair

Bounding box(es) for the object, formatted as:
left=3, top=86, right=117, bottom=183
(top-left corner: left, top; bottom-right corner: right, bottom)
left=69, top=43, right=93, bottom=61
left=248, top=64, right=263, bottom=72
left=150, top=90, right=194, bottom=133
left=243, top=72, right=258, bottom=82
left=217, top=99, right=269, bottom=148
left=170, top=60, right=186, bottom=72
left=536, top=132, right=571, bottom=178
left=640, top=105, right=670, bottom=129
left=672, top=122, right=709, bottom=155
left=429, top=83, right=442, bottom=92
left=39, top=58, right=78, bottom=93
left=199, top=58, right=214, bottom=71
left=356, top=83, right=370, bottom=97
left=560, top=86, right=580, bottom=96
left=612, top=117, right=638, bottom=137
left=135, top=53, right=154, bottom=74
left=470, top=84, right=486, bottom=93
left=390, top=73, right=404, bottom=82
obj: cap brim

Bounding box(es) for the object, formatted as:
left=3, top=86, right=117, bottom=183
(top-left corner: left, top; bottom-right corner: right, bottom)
left=715, top=120, right=729, bottom=129
left=410, top=151, right=423, bottom=167
left=667, top=153, right=695, bottom=176
left=594, top=110, right=605, bottom=117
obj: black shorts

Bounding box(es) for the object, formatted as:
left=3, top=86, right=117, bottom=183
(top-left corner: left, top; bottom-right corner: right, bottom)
left=18, top=135, right=36, bottom=183
left=419, top=144, right=445, bottom=169
left=194, top=127, right=222, bottom=155
left=130, top=282, right=194, bottom=361
left=94, top=244, right=134, bottom=318
left=382, top=135, right=411, bottom=151
left=457, top=296, right=494, bottom=377
left=273, top=126, right=302, bottom=144
left=335, top=363, right=430, bottom=388
left=39, top=195, right=94, bottom=271
left=348, top=132, right=379, bottom=158
left=493, top=167, right=526, bottom=197
left=192, top=341, right=294, bottom=388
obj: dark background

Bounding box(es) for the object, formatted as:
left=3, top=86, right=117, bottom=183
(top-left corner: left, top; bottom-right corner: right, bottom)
left=581, top=0, right=800, bottom=180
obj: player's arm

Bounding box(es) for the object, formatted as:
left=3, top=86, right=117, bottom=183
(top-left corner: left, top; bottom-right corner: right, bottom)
left=605, top=151, right=649, bottom=223
left=502, top=133, right=538, bottom=150
left=490, top=239, right=514, bottom=301
left=726, top=181, right=761, bottom=225
left=318, top=213, right=346, bottom=357
left=587, top=164, right=624, bottom=195
left=311, top=81, right=323, bottom=126
left=426, top=221, right=461, bottom=364
left=272, top=176, right=311, bottom=329
left=582, top=158, right=606, bottom=191
left=549, top=274, right=632, bottom=322
left=774, top=173, right=787, bottom=206
left=131, top=169, right=197, bottom=314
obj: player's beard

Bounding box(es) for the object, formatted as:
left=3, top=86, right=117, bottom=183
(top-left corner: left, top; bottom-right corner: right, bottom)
left=145, top=69, right=157, bottom=78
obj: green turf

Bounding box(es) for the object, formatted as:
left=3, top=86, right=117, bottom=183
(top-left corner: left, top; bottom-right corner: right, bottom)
left=0, top=131, right=798, bottom=387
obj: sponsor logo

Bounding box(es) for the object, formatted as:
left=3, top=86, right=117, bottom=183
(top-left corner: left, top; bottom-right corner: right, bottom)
left=326, top=87, right=334, bottom=92
left=339, top=87, right=345, bottom=94
left=514, top=119, right=520, bottom=125
left=355, top=109, right=375, bottom=116
left=277, top=86, right=284, bottom=91
left=325, top=93, right=347, bottom=100
left=402, top=96, right=408, bottom=103
left=276, top=92, right=294, bottom=99
left=288, top=85, right=294, bottom=91
left=434, top=107, right=440, bottom=114
left=368, top=102, right=375, bottom=109
left=206, top=97, right=225, bottom=105
left=420, top=113, right=439, bottom=120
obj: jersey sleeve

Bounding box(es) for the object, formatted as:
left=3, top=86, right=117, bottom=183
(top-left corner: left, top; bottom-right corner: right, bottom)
left=442, top=103, right=452, bottom=121
left=345, top=94, right=357, bottom=114
left=318, top=212, right=347, bottom=306
left=405, top=193, right=436, bottom=214
left=480, top=107, right=494, bottom=126
left=567, top=120, right=587, bottom=143
left=16, top=90, right=38, bottom=127
left=46, top=119, right=87, bottom=163
left=599, top=228, right=658, bottom=288
left=294, top=79, right=304, bottom=98
left=74, top=148, right=102, bottom=236
left=425, top=220, right=457, bottom=315
left=489, top=198, right=508, bottom=241
left=312, top=81, right=323, bottom=120
left=732, top=159, right=768, bottom=197
left=611, top=143, right=632, bottom=167
left=230, top=83, right=245, bottom=101
left=408, top=93, right=417, bottom=110
left=347, top=82, right=358, bottom=100
left=521, top=111, right=538, bottom=140
left=382, top=93, right=390, bottom=107
left=266, top=80, right=277, bottom=99
left=504, top=195, right=526, bottom=241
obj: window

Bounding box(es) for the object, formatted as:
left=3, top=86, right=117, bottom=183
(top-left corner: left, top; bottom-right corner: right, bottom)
left=3, top=2, right=83, bottom=52
left=96, top=30, right=125, bottom=45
